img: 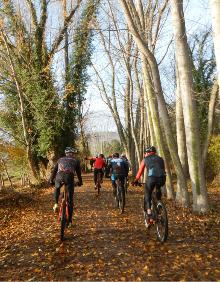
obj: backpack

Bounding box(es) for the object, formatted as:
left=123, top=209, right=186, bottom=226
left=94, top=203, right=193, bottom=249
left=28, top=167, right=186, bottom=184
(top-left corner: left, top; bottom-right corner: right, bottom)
left=112, top=159, right=123, bottom=176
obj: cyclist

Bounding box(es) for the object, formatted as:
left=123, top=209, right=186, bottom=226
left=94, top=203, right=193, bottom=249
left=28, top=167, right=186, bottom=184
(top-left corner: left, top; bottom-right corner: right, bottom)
left=132, top=146, right=166, bottom=225
left=86, top=154, right=106, bottom=189
left=108, top=153, right=129, bottom=197
left=120, top=153, right=130, bottom=190
left=49, top=147, right=83, bottom=226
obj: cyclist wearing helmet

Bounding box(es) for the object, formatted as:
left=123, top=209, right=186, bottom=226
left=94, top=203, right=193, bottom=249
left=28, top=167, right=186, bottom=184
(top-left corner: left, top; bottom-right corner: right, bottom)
left=120, top=154, right=131, bottom=176
left=108, top=152, right=129, bottom=197
left=132, top=146, right=166, bottom=225
left=85, top=154, right=106, bottom=189
left=49, top=147, right=83, bottom=226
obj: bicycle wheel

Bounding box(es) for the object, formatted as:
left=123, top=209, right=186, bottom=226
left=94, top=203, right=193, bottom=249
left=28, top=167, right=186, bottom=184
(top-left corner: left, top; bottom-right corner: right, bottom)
left=60, top=200, right=66, bottom=241
left=154, top=201, right=168, bottom=242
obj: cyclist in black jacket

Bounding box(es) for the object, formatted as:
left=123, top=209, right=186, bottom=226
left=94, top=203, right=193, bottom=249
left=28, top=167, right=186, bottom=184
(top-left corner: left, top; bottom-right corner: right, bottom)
left=49, top=147, right=83, bottom=226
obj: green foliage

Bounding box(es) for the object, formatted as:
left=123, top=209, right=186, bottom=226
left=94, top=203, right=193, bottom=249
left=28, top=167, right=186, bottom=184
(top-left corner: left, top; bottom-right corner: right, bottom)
left=190, top=29, right=216, bottom=140
left=62, top=0, right=100, bottom=149
left=206, top=135, right=220, bottom=179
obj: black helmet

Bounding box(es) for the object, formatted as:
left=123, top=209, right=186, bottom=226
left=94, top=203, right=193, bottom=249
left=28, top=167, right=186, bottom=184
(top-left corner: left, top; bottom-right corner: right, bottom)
left=65, top=147, right=78, bottom=154
left=144, top=146, right=156, bottom=153
left=99, top=153, right=104, bottom=158
left=113, top=152, right=119, bottom=158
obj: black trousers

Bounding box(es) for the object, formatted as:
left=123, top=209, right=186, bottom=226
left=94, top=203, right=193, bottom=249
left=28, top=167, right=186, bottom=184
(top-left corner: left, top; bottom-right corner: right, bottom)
left=144, top=176, right=166, bottom=210
left=94, top=168, right=104, bottom=184
left=54, top=172, right=75, bottom=222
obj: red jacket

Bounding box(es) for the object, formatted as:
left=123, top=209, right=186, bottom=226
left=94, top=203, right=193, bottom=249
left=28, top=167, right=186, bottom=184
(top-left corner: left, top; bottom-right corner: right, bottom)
left=90, top=157, right=106, bottom=169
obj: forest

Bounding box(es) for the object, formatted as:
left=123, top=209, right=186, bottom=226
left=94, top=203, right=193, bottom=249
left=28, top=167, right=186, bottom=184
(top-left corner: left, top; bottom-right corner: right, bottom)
left=0, top=0, right=219, bottom=281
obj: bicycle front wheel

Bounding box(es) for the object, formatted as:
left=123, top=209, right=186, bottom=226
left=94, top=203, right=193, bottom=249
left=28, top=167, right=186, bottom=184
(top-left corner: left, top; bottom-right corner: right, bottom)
left=155, top=201, right=168, bottom=242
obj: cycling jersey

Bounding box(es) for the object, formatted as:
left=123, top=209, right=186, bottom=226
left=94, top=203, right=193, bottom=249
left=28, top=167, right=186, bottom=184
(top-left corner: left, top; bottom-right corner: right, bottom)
left=91, top=157, right=106, bottom=169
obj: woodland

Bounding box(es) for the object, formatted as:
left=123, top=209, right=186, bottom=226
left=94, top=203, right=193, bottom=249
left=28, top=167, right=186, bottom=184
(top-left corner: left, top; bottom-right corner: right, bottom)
left=0, top=0, right=220, bottom=281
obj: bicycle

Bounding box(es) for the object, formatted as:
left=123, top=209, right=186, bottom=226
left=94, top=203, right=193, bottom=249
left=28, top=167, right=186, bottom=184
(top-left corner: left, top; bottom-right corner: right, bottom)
left=124, top=176, right=129, bottom=194
left=115, top=177, right=125, bottom=214
left=58, top=182, right=79, bottom=241
left=135, top=182, right=168, bottom=242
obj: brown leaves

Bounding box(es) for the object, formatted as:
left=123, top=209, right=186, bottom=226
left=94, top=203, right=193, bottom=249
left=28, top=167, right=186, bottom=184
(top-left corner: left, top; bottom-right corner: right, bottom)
left=0, top=176, right=219, bottom=281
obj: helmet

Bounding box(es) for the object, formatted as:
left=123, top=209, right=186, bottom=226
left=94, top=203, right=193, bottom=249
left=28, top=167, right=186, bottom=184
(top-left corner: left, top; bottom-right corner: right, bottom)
left=144, top=146, right=156, bottom=153
left=99, top=153, right=104, bottom=158
left=113, top=152, right=119, bottom=158
left=65, top=147, right=78, bottom=154
left=121, top=154, right=126, bottom=158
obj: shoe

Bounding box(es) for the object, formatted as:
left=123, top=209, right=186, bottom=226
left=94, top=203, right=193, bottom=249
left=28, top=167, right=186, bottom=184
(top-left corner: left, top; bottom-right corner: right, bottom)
left=144, top=212, right=153, bottom=228
left=53, top=203, right=58, bottom=213
left=67, top=221, right=73, bottom=228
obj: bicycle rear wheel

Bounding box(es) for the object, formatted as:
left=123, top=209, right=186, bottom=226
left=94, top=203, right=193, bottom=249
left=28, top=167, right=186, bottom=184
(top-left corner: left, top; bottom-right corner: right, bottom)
left=60, top=201, right=67, bottom=241
left=155, top=201, right=168, bottom=242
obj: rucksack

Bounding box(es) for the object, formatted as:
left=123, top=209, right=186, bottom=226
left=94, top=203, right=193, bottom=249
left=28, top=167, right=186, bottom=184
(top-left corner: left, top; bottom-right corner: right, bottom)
left=112, top=159, right=123, bottom=175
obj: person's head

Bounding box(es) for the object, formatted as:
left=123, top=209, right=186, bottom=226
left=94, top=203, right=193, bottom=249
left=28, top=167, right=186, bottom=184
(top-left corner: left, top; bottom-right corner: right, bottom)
left=121, top=153, right=126, bottom=159
left=113, top=152, right=119, bottom=158
left=65, top=147, right=78, bottom=157
left=99, top=153, right=104, bottom=158
left=144, top=146, right=156, bottom=155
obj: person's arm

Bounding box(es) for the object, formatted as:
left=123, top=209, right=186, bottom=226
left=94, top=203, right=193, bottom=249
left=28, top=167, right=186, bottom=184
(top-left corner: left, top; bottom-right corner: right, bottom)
left=75, top=160, right=83, bottom=185
left=134, top=160, right=145, bottom=181
left=49, top=163, right=58, bottom=183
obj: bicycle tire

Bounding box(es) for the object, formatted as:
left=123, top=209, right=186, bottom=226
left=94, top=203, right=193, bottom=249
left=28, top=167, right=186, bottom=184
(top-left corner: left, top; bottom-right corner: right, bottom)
left=154, top=201, right=168, bottom=242
left=60, top=201, right=66, bottom=241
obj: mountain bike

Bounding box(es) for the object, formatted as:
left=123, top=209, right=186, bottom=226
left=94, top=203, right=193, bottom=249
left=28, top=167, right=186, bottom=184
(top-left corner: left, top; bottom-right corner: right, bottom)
left=115, top=177, right=125, bottom=214
left=134, top=182, right=168, bottom=242
left=124, top=177, right=129, bottom=194
left=144, top=187, right=168, bottom=242
left=58, top=182, right=79, bottom=241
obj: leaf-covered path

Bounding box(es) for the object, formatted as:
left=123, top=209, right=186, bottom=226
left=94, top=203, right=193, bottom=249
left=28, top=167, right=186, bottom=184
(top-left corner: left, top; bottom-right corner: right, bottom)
left=0, top=174, right=219, bottom=281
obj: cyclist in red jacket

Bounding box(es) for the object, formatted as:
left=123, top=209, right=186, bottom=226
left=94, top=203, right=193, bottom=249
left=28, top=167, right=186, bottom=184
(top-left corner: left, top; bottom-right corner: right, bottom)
left=86, top=154, right=106, bottom=189
left=132, top=146, right=166, bottom=225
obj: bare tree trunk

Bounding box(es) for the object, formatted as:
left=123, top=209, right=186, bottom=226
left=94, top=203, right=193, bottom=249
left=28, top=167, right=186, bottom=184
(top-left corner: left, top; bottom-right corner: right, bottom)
left=210, top=0, right=220, bottom=96
left=142, top=58, right=174, bottom=199
left=176, top=66, right=188, bottom=176
left=170, top=0, right=209, bottom=212
left=203, top=81, right=219, bottom=164
left=1, top=159, right=13, bottom=188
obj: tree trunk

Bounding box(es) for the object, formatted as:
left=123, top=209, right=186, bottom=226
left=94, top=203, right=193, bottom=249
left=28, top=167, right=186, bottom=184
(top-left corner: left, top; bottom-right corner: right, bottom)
left=210, top=0, right=220, bottom=96
left=142, top=58, right=174, bottom=200
left=176, top=66, right=188, bottom=176
left=170, top=0, right=209, bottom=212
left=203, top=81, right=219, bottom=164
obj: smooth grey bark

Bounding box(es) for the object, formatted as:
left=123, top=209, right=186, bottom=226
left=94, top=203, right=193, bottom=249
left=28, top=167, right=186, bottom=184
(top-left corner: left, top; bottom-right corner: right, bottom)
left=170, top=0, right=209, bottom=212
left=203, top=81, right=219, bottom=164
left=210, top=0, right=220, bottom=96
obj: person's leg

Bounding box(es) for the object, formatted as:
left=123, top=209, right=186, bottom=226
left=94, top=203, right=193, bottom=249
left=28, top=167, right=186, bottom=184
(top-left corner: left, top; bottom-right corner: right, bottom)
left=112, top=180, right=117, bottom=196
left=94, top=169, right=98, bottom=186
left=144, top=178, right=155, bottom=214
left=66, top=177, right=74, bottom=223
left=156, top=176, right=166, bottom=200
left=54, top=180, right=61, bottom=204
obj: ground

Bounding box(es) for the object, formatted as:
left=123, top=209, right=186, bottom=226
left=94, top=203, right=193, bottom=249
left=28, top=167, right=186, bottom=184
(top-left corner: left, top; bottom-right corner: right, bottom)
left=0, top=174, right=219, bottom=281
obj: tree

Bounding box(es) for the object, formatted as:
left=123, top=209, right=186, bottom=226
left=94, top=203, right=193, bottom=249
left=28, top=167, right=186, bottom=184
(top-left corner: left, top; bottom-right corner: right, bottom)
left=210, top=0, right=220, bottom=96
left=170, top=0, right=209, bottom=212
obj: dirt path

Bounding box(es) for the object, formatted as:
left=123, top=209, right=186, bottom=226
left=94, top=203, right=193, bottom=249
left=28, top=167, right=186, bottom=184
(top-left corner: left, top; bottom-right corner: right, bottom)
left=0, top=174, right=219, bottom=281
